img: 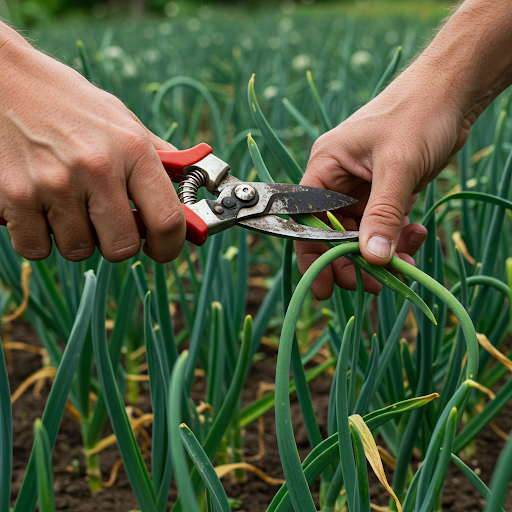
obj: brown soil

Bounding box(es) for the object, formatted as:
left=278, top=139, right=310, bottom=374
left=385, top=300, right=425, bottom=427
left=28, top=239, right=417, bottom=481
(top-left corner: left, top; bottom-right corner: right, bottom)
left=6, top=319, right=512, bottom=512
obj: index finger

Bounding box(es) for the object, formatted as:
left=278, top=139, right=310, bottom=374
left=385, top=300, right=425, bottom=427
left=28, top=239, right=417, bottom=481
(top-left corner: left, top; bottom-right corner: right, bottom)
left=128, top=147, right=186, bottom=263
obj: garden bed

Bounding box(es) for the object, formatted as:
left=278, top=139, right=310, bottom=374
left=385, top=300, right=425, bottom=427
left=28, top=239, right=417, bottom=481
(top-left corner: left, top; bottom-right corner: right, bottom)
left=7, top=319, right=512, bottom=511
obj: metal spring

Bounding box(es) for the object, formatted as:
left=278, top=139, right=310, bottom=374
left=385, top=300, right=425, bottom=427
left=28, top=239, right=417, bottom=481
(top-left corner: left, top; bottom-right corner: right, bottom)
left=178, top=170, right=205, bottom=205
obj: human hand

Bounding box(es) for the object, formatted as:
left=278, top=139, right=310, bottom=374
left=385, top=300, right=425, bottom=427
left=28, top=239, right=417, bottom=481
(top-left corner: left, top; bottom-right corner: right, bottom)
left=295, top=62, right=472, bottom=299
left=0, top=28, right=185, bottom=263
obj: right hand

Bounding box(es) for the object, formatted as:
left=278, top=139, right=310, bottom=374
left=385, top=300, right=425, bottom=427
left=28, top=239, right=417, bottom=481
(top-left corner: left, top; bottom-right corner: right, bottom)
left=0, top=29, right=185, bottom=263
left=295, top=61, right=473, bottom=299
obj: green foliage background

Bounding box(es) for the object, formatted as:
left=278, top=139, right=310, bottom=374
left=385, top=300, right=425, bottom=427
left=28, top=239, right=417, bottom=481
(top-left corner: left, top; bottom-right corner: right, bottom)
left=1, top=0, right=449, bottom=28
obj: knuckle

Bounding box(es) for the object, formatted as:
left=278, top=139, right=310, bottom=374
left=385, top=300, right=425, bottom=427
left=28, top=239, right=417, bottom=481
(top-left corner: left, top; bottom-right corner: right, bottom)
left=310, top=131, right=333, bottom=158
left=366, top=200, right=404, bottom=231
left=36, top=169, right=72, bottom=198
left=74, top=151, right=111, bottom=179
left=381, top=146, right=423, bottom=186
left=126, top=129, right=152, bottom=156
left=12, top=243, right=51, bottom=261
left=152, top=206, right=185, bottom=238
left=310, top=136, right=325, bottom=155
left=101, top=239, right=141, bottom=263
left=4, top=183, right=36, bottom=208
left=60, top=246, right=95, bottom=262
left=381, top=148, right=402, bottom=171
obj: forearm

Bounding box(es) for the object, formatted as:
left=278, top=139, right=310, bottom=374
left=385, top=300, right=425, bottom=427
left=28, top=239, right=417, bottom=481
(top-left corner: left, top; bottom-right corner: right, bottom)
left=0, top=21, right=46, bottom=104
left=0, top=21, right=31, bottom=54
left=413, top=0, right=512, bottom=123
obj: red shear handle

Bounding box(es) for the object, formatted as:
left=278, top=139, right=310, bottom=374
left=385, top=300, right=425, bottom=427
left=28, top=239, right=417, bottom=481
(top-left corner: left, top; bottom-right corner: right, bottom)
left=133, top=205, right=208, bottom=246
left=157, top=143, right=213, bottom=183
left=0, top=205, right=209, bottom=248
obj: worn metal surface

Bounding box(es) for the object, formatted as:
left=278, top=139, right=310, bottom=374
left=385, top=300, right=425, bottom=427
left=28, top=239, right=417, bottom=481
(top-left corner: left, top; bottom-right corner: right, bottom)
left=237, top=216, right=359, bottom=242
left=216, top=182, right=357, bottom=219
left=190, top=153, right=231, bottom=192
left=184, top=163, right=359, bottom=239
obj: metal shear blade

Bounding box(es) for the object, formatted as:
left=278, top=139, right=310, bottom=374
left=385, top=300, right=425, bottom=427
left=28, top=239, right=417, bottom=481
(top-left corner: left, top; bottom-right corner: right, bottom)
left=237, top=216, right=359, bottom=242
left=156, top=143, right=360, bottom=245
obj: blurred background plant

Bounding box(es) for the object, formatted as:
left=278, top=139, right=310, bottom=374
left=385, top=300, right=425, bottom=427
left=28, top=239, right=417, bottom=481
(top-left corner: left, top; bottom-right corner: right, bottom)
left=0, top=0, right=449, bottom=27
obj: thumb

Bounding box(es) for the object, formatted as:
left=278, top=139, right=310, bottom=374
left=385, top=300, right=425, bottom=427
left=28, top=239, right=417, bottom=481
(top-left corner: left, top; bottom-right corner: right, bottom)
left=359, top=165, right=415, bottom=266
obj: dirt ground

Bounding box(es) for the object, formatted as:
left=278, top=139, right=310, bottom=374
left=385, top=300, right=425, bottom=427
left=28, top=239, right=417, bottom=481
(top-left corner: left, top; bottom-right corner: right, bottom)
left=6, top=318, right=512, bottom=511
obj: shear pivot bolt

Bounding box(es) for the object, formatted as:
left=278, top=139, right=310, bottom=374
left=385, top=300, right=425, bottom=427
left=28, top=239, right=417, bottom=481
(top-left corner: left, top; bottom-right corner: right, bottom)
left=234, top=185, right=256, bottom=201
left=222, top=197, right=237, bottom=209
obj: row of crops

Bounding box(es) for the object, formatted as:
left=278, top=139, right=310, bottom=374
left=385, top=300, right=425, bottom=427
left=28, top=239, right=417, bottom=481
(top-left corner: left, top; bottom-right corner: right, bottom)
left=2, top=5, right=512, bottom=511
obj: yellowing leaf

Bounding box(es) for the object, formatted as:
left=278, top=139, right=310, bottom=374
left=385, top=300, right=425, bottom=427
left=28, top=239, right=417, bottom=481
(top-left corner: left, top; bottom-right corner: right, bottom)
left=377, top=445, right=396, bottom=470
left=452, top=232, right=476, bottom=265
left=467, top=378, right=496, bottom=400
left=214, top=462, right=284, bottom=485
left=470, top=145, right=494, bottom=164
left=477, top=332, right=512, bottom=374
left=11, top=366, right=56, bottom=404
left=349, top=414, right=402, bottom=512
left=2, top=261, right=31, bottom=324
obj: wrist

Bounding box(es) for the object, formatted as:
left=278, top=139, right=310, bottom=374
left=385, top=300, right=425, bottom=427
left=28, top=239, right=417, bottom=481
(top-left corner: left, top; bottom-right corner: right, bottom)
left=0, top=24, right=41, bottom=92
left=411, top=0, right=512, bottom=124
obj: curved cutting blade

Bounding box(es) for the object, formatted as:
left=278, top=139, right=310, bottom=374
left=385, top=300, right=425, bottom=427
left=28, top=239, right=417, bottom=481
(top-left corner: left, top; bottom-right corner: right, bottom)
left=237, top=215, right=359, bottom=242
left=220, top=182, right=358, bottom=221
left=262, top=184, right=357, bottom=215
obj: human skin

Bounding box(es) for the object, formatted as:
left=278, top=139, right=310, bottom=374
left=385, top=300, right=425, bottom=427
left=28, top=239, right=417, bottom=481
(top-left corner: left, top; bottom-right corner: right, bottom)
left=296, top=0, right=512, bottom=299
left=0, top=22, right=185, bottom=263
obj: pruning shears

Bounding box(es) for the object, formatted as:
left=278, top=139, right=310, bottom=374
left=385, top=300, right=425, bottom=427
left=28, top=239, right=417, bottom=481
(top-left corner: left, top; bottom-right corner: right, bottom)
left=152, top=143, right=360, bottom=245
left=0, top=143, right=360, bottom=246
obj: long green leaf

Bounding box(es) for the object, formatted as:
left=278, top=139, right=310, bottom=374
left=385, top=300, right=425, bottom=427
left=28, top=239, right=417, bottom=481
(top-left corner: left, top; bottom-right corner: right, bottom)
left=168, top=352, right=201, bottom=512
left=88, top=265, right=137, bottom=447
left=153, top=76, right=225, bottom=154
left=241, top=358, right=334, bottom=428
left=144, top=292, right=173, bottom=512
left=91, top=259, right=157, bottom=512
left=248, top=133, right=275, bottom=183
left=34, top=420, right=55, bottom=512
left=179, top=424, right=232, bottom=512
left=172, top=316, right=253, bottom=512
left=415, top=381, right=473, bottom=508
left=282, top=239, right=323, bottom=451
left=351, top=425, right=370, bottom=512
left=248, top=75, right=303, bottom=183
left=282, top=98, right=320, bottom=140
left=454, top=374, right=512, bottom=452
left=268, top=391, right=436, bottom=512
left=336, top=318, right=357, bottom=512
left=306, top=70, right=332, bottom=132
left=14, top=270, right=96, bottom=512
left=293, top=216, right=437, bottom=326
left=418, top=407, right=458, bottom=512
left=389, top=257, right=479, bottom=380
left=450, top=275, right=512, bottom=303
left=422, top=191, right=512, bottom=226
left=0, top=332, right=12, bottom=512
left=185, top=234, right=223, bottom=390
left=370, top=46, right=402, bottom=99
left=450, top=454, right=502, bottom=510
left=154, top=262, right=179, bottom=369
left=485, top=425, right=512, bottom=512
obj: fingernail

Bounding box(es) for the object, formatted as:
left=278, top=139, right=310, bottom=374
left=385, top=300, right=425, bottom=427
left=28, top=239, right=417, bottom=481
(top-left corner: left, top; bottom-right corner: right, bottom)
left=409, top=230, right=427, bottom=246
left=366, top=236, right=392, bottom=258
